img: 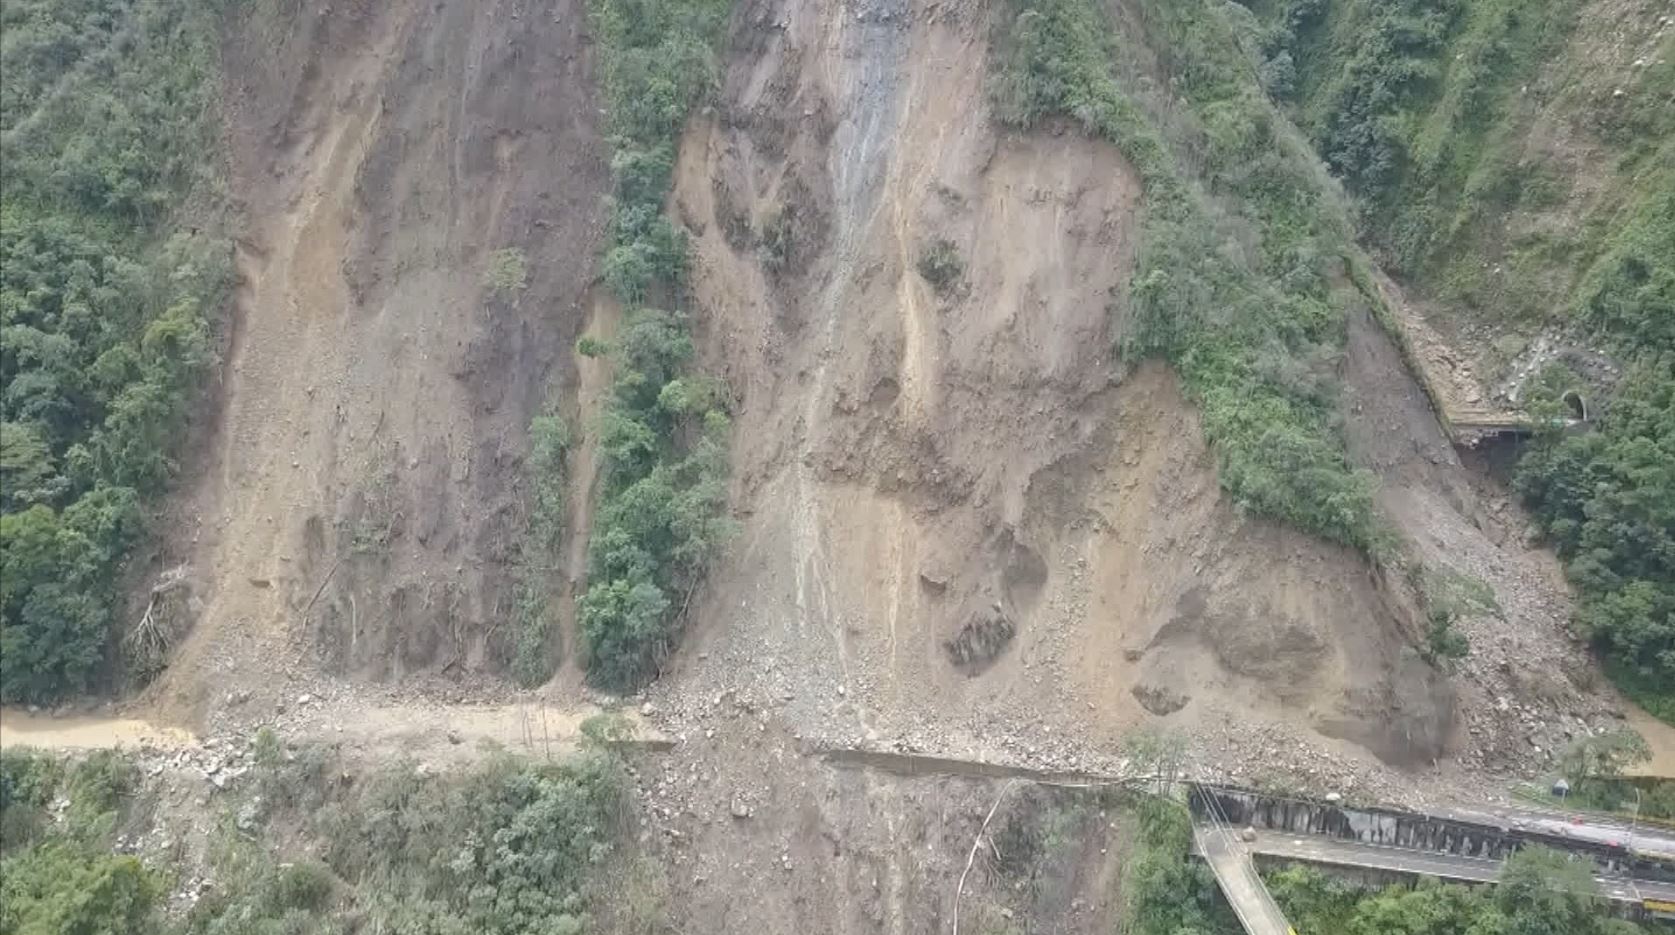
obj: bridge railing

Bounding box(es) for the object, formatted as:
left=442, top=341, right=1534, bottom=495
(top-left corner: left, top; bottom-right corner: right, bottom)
left=1192, top=782, right=1295, bottom=935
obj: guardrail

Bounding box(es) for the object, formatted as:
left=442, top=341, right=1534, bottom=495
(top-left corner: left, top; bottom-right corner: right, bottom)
left=1192, top=783, right=1297, bottom=935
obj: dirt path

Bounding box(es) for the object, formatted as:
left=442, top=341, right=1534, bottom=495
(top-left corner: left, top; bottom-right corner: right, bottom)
left=1, top=701, right=655, bottom=769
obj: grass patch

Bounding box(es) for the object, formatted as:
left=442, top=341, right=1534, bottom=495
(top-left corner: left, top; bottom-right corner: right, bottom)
left=483, top=247, right=530, bottom=298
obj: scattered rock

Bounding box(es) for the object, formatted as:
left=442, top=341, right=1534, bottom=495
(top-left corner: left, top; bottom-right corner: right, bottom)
left=236, top=799, right=263, bottom=832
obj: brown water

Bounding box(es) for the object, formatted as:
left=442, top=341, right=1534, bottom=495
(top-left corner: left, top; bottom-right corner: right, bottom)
left=1625, top=704, right=1675, bottom=779
left=0, top=709, right=195, bottom=750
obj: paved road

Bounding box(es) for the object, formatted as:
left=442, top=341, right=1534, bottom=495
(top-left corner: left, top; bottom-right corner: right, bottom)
left=1245, top=831, right=1675, bottom=905
left=1193, top=827, right=1295, bottom=935
left=1434, top=801, right=1675, bottom=862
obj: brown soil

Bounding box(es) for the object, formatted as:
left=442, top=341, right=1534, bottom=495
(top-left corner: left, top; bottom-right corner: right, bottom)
left=94, top=0, right=1668, bottom=898
left=145, top=0, right=608, bottom=724
left=651, top=0, right=1454, bottom=781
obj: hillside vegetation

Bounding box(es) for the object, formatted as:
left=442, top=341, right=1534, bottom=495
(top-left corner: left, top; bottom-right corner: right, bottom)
left=993, top=0, right=1388, bottom=554
left=1248, top=0, right=1675, bottom=718
left=572, top=0, right=736, bottom=690
left=0, top=731, right=636, bottom=935
left=1268, top=853, right=1659, bottom=935
left=0, top=0, right=230, bottom=703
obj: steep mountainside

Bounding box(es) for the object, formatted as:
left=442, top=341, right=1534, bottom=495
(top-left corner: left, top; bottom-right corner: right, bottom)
left=1249, top=0, right=1674, bottom=719
left=3, top=0, right=1665, bottom=811
left=6, top=0, right=1675, bottom=932
left=146, top=0, right=608, bottom=720
left=643, top=0, right=1625, bottom=780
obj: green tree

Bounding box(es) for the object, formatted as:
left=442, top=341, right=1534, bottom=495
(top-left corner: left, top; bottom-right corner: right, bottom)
left=0, top=842, right=160, bottom=935
left=0, top=422, right=60, bottom=508
left=1, top=0, right=231, bottom=701
left=1558, top=729, right=1652, bottom=786
left=1496, top=846, right=1605, bottom=935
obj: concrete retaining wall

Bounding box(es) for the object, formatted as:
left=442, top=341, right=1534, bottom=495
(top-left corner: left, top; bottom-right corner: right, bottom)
left=1191, top=785, right=1675, bottom=883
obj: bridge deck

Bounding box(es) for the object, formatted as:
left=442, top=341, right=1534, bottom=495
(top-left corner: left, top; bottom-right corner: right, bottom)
left=1192, top=827, right=1296, bottom=935
left=1246, top=830, right=1675, bottom=905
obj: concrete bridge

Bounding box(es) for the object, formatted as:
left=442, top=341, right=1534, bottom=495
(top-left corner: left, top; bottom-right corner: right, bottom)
left=1191, top=784, right=1298, bottom=935
left=1189, top=784, right=1675, bottom=930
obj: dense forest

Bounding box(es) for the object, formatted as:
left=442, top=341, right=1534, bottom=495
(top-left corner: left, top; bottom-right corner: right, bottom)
left=0, top=0, right=230, bottom=702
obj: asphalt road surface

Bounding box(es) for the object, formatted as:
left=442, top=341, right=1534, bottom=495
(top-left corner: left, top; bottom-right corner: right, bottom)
left=1435, top=801, right=1675, bottom=862
left=1246, top=830, right=1675, bottom=904
left=1194, top=827, right=1295, bottom=935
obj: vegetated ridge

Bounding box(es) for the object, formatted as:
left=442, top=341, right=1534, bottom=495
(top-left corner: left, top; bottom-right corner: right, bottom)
left=1250, top=0, right=1674, bottom=721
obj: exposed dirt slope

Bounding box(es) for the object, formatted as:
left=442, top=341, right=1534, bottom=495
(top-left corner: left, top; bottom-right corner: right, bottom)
left=1340, top=305, right=1659, bottom=774
left=653, top=0, right=1454, bottom=772
left=131, top=0, right=1658, bottom=796
left=148, top=0, right=607, bottom=722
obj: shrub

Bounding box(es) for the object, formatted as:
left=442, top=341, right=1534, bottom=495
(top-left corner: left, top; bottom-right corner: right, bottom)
left=64, top=749, right=138, bottom=834
left=315, top=753, right=625, bottom=935
left=1424, top=612, right=1470, bottom=663
left=916, top=238, right=963, bottom=292
left=483, top=247, right=529, bottom=297
left=1415, top=566, right=1496, bottom=664
left=505, top=410, right=571, bottom=687
left=0, top=841, right=161, bottom=935
left=0, top=749, right=63, bottom=853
